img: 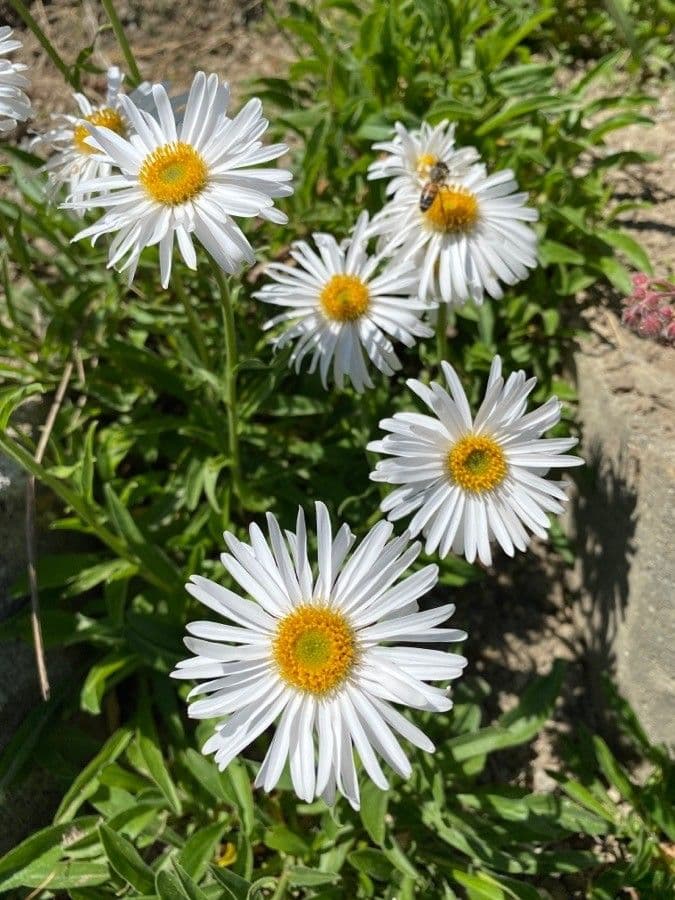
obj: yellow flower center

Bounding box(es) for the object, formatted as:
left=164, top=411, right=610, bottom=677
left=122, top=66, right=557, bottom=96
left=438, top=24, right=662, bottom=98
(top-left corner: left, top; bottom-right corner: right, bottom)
left=272, top=605, right=356, bottom=695
left=424, top=185, right=479, bottom=234
left=139, top=141, right=209, bottom=206
left=446, top=434, right=507, bottom=493
left=320, top=274, right=370, bottom=323
left=73, top=107, right=126, bottom=155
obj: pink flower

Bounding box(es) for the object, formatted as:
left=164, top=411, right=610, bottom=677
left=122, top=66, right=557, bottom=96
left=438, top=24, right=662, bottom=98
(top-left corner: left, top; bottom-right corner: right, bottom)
left=621, top=272, right=675, bottom=346
left=638, top=312, right=663, bottom=339
left=643, top=291, right=662, bottom=310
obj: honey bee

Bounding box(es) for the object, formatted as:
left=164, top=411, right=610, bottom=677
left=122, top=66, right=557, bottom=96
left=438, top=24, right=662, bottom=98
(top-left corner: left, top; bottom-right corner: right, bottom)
left=419, top=161, right=449, bottom=213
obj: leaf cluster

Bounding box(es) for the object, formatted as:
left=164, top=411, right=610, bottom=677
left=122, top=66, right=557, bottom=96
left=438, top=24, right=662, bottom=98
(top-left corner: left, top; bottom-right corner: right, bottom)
left=1, top=664, right=672, bottom=898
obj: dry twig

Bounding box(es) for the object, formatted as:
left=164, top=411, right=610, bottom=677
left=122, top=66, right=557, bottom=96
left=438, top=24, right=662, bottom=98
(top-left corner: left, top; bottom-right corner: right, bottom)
left=25, top=354, right=75, bottom=701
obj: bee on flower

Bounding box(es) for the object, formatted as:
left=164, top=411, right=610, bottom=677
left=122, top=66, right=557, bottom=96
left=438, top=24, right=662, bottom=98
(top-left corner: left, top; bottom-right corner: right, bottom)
left=64, top=70, right=293, bottom=287
left=367, top=119, right=481, bottom=197
left=0, top=26, right=31, bottom=134
left=172, top=503, right=467, bottom=809
left=367, top=120, right=539, bottom=307
left=368, top=356, right=583, bottom=566
left=255, top=211, right=435, bottom=393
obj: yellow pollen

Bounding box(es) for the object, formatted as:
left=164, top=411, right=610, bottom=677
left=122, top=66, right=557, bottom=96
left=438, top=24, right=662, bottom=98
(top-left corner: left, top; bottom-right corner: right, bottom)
left=416, top=153, right=438, bottom=178
left=446, top=434, right=507, bottom=493
left=139, top=141, right=209, bottom=206
left=272, top=605, right=356, bottom=695
left=320, top=274, right=370, bottom=323
left=73, top=107, right=126, bottom=155
left=424, top=185, right=479, bottom=234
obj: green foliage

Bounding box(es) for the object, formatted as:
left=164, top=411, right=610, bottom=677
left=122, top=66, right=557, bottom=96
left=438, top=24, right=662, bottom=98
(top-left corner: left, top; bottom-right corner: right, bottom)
left=1, top=668, right=672, bottom=897
left=259, top=0, right=657, bottom=387
left=0, top=0, right=671, bottom=897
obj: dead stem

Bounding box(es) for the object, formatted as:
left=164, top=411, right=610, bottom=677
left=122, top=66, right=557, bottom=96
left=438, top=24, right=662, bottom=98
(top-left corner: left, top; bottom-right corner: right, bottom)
left=26, top=352, right=76, bottom=701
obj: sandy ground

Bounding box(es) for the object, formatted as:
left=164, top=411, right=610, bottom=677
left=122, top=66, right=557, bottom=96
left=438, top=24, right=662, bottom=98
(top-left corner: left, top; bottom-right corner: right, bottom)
left=3, top=0, right=292, bottom=127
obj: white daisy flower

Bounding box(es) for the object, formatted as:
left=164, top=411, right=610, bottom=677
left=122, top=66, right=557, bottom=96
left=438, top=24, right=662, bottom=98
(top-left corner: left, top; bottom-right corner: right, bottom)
left=171, top=503, right=467, bottom=810
left=367, top=119, right=481, bottom=197
left=255, top=211, right=434, bottom=393
left=368, top=356, right=583, bottom=566
left=31, top=67, right=167, bottom=207
left=369, top=163, right=539, bottom=307
left=0, top=26, right=31, bottom=134
left=65, top=71, right=293, bottom=287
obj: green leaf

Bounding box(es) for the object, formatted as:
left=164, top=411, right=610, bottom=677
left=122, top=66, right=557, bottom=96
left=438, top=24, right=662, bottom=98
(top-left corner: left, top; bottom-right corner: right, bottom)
left=98, top=823, right=155, bottom=894
left=383, top=835, right=420, bottom=880
left=136, top=729, right=183, bottom=815
left=539, top=240, right=586, bottom=266
left=593, top=736, right=639, bottom=806
left=157, top=870, right=191, bottom=900
left=79, top=420, right=97, bottom=503
left=598, top=229, right=651, bottom=272
left=80, top=653, right=140, bottom=715
left=182, top=748, right=228, bottom=802
left=360, top=782, right=388, bottom=845
left=0, top=687, right=65, bottom=789
left=347, top=849, right=393, bottom=882
left=476, top=95, right=574, bottom=135
left=54, top=728, right=133, bottom=823
left=221, top=759, right=254, bottom=835
left=25, top=861, right=110, bottom=890
left=210, top=865, right=251, bottom=900
left=287, top=866, right=340, bottom=887
left=103, top=484, right=182, bottom=593
left=172, top=862, right=210, bottom=900
left=178, top=819, right=230, bottom=881
left=595, top=256, right=633, bottom=293
left=0, top=818, right=98, bottom=890
left=451, top=868, right=507, bottom=899
left=556, top=778, right=617, bottom=824
left=264, top=825, right=310, bottom=856
left=0, top=383, right=43, bottom=430
left=446, top=661, right=566, bottom=761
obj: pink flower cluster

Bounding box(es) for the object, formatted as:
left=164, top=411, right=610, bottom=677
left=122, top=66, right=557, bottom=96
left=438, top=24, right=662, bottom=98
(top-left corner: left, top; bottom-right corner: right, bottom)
left=622, top=273, right=675, bottom=345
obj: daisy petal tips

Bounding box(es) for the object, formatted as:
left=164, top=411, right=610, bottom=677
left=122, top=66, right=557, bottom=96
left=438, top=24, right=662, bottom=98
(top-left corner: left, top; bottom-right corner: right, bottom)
left=64, top=71, right=293, bottom=288
left=368, top=356, right=584, bottom=566
left=254, top=211, right=435, bottom=393
left=0, top=26, right=31, bottom=134
left=171, top=503, right=467, bottom=810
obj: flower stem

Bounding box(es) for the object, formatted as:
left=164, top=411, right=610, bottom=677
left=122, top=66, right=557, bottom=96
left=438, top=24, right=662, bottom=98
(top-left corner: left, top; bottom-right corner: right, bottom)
left=100, top=0, right=142, bottom=87
left=271, top=870, right=291, bottom=900
left=436, top=302, right=448, bottom=365
left=211, top=261, right=243, bottom=505
left=7, top=0, right=74, bottom=87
